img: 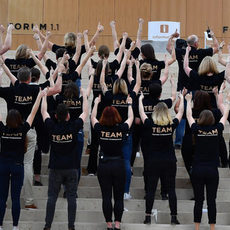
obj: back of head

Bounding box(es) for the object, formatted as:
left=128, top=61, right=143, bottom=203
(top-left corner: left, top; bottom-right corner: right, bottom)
left=176, top=39, right=187, bottom=49
left=99, top=106, right=122, bottom=126
left=17, top=67, right=31, bottom=82
left=152, top=102, right=172, bottom=126
left=56, top=104, right=69, bottom=122
left=198, top=56, right=219, bottom=76
left=141, top=44, right=156, bottom=60
left=6, top=109, right=23, bottom=129
left=63, top=82, right=79, bottom=99
left=31, top=67, right=40, bottom=83
left=187, top=35, right=198, bottom=46
left=95, top=60, right=109, bottom=77
left=140, top=63, right=153, bottom=80
left=98, top=45, right=110, bottom=59
left=113, top=78, right=128, bottom=95
left=56, top=48, right=67, bottom=60
left=119, top=37, right=132, bottom=49
left=16, top=44, right=29, bottom=59
left=193, top=90, right=212, bottom=111
left=64, top=32, right=76, bottom=48
left=198, top=109, right=215, bottom=126
left=149, top=83, right=162, bottom=99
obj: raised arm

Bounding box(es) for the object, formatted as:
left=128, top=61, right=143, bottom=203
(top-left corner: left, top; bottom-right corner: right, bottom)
left=86, top=61, right=94, bottom=98
left=91, top=95, right=101, bottom=127
left=160, top=55, right=169, bottom=85
left=27, top=88, right=47, bottom=126
left=36, top=31, right=51, bottom=60
left=170, top=74, right=176, bottom=102
left=110, top=21, right=119, bottom=51
left=41, top=94, right=50, bottom=121
left=79, top=88, right=89, bottom=122
left=99, top=59, right=108, bottom=95
left=166, top=29, right=179, bottom=54
left=216, top=82, right=226, bottom=114
left=133, top=60, right=141, bottom=94
left=224, top=53, right=230, bottom=84
left=210, top=30, right=219, bottom=55
left=76, top=45, right=96, bottom=76
left=168, top=41, right=176, bottom=65
left=175, top=93, right=184, bottom=122
left=125, top=95, right=134, bottom=128
left=139, top=92, right=148, bottom=123
left=115, top=32, right=127, bottom=64
left=136, top=18, right=144, bottom=49
left=0, top=56, right=17, bottom=85
left=0, top=24, right=14, bottom=55
left=220, top=93, right=230, bottom=125
left=185, top=93, right=195, bottom=127
left=83, top=30, right=89, bottom=52
left=218, top=41, right=227, bottom=66
left=127, top=59, right=134, bottom=84
left=184, top=46, right=192, bottom=76
left=72, top=33, right=82, bottom=65
left=89, top=22, right=104, bottom=47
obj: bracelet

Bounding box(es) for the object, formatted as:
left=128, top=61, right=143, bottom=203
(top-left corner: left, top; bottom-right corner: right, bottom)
left=58, top=72, right=62, bottom=76
left=219, top=90, right=223, bottom=94
left=127, top=103, right=132, bottom=106
left=219, top=47, right=223, bottom=50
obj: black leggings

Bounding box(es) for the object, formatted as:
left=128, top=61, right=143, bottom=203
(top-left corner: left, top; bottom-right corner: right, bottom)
left=191, top=165, right=219, bottom=224
left=145, top=161, right=177, bottom=215
left=97, top=159, right=126, bottom=222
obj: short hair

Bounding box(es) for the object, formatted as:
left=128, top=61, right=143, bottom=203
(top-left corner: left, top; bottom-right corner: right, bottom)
left=113, top=79, right=128, bottom=95
left=198, top=109, right=215, bottom=126
left=64, top=32, right=76, bottom=48
left=141, top=44, right=156, bottom=60
left=187, top=35, right=198, bottom=46
left=63, top=82, right=79, bottom=99
left=149, top=83, right=162, bottom=99
left=15, top=44, right=29, bottom=60
left=56, top=104, right=69, bottom=122
left=6, top=109, right=23, bottom=128
left=198, top=56, right=219, bottom=76
left=56, top=48, right=67, bottom=60
left=140, top=63, right=152, bottom=79
left=152, top=102, right=173, bottom=126
left=193, top=91, right=212, bottom=111
left=99, top=106, right=122, bottom=126
left=31, top=67, right=40, bottom=83
left=17, top=67, right=31, bottom=82
left=98, top=45, right=110, bottom=59
left=119, top=37, right=132, bottom=49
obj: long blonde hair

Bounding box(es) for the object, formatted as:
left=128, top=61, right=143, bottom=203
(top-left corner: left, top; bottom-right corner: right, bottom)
left=152, top=102, right=173, bottom=126
left=64, top=32, right=76, bottom=48
left=113, top=79, right=128, bottom=95
left=15, top=44, right=29, bottom=59
left=198, top=56, right=219, bottom=76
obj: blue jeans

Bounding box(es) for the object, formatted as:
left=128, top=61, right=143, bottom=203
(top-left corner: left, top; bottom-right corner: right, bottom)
left=174, top=119, right=186, bottom=146
left=0, top=160, right=24, bottom=226
left=122, top=134, right=132, bottom=193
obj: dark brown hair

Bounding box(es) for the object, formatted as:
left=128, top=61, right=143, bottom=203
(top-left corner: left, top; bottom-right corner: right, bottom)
left=6, top=109, right=23, bottom=129
left=95, top=60, right=109, bottom=78
left=141, top=44, right=156, bottom=60
left=31, top=67, right=40, bottom=82
left=193, top=91, right=212, bottom=111
left=99, top=106, right=122, bottom=126
left=63, top=82, right=79, bottom=99
left=98, top=45, right=110, bottom=59
left=198, top=110, right=215, bottom=126
left=119, top=37, right=132, bottom=49
left=56, top=104, right=69, bottom=122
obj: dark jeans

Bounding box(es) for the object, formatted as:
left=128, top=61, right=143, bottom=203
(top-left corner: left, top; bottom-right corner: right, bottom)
left=145, top=160, right=177, bottom=215
left=0, top=160, right=24, bottom=226
left=45, top=169, right=78, bottom=229
left=76, top=129, right=84, bottom=182
left=97, top=159, right=126, bottom=222
left=131, top=124, right=141, bottom=167
left=191, top=165, right=219, bottom=224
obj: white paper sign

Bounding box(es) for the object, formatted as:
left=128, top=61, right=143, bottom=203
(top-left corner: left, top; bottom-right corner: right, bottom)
left=148, top=21, right=180, bottom=41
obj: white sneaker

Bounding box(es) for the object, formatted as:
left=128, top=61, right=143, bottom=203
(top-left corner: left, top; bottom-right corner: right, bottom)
left=12, top=227, right=19, bottom=230
left=0, top=226, right=3, bottom=230
left=124, top=193, right=132, bottom=200
left=136, top=152, right=141, bottom=157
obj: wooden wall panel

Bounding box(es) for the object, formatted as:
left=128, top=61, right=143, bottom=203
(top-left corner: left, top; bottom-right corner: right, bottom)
left=223, top=0, right=230, bottom=38
left=115, top=0, right=150, bottom=37
left=43, top=0, right=78, bottom=34
left=8, top=0, right=43, bottom=34
left=0, top=0, right=8, bottom=27
left=150, top=0, right=186, bottom=37
left=186, top=0, right=223, bottom=37
left=78, top=0, right=114, bottom=36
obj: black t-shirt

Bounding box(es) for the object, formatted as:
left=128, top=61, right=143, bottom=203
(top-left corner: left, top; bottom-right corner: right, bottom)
left=142, top=118, right=179, bottom=161
left=55, top=95, right=83, bottom=121
left=0, top=121, right=30, bottom=164
left=52, top=44, right=86, bottom=66
left=94, top=122, right=129, bottom=157
left=0, top=80, right=40, bottom=121
left=191, top=122, right=224, bottom=167
left=5, top=58, right=36, bottom=78
left=189, top=70, right=225, bottom=108
left=45, top=117, right=83, bottom=169
left=140, top=59, right=165, bottom=81
left=175, top=46, right=213, bottom=90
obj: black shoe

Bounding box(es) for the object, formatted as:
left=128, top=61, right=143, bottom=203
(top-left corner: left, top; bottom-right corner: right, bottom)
left=171, top=215, right=180, bottom=225
left=114, top=228, right=120, bottom=230
left=43, top=228, right=50, bottom=230
left=63, top=191, right=66, bottom=198
left=34, top=180, right=43, bottom=186
left=69, top=228, right=75, bottom=230
left=143, top=215, right=151, bottom=224
left=161, top=194, right=168, bottom=200
left=107, top=228, right=113, bottom=230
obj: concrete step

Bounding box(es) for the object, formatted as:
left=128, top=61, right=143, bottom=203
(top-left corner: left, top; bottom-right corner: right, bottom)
left=3, top=222, right=230, bottom=230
